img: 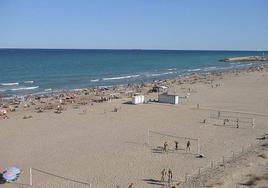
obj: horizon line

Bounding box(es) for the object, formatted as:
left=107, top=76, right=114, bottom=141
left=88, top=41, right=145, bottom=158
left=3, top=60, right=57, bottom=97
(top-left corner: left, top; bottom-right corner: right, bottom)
left=0, top=47, right=267, bottom=52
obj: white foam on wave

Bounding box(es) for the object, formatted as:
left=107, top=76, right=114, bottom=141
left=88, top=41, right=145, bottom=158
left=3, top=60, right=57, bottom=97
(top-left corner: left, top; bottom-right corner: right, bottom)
left=102, top=74, right=140, bottom=81
left=1, top=82, right=19, bottom=86
left=44, top=88, right=52, bottom=92
left=31, top=91, right=51, bottom=96
left=11, top=86, right=39, bottom=91
left=203, top=66, right=217, bottom=71
left=235, top=63, right=253, bottom=67
left=23, top=81, right=34, bottom=84
left=150, top=72, right=174, bottom=77
left=187, top=68, right=201, bottom=72
left=206, top=66, right=217, bottom=69
left=71, top=88, right=83, bottom=92
left=90, top=79, right=100, bottom=82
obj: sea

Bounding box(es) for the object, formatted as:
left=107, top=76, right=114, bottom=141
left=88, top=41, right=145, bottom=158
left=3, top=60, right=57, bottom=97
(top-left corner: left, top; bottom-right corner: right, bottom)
left=0, top=49, right=266, bottom=98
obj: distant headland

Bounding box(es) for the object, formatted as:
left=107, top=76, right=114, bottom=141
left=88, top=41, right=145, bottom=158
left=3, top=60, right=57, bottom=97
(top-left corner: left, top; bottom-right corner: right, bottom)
left=220, top=56, right=268, bottom=62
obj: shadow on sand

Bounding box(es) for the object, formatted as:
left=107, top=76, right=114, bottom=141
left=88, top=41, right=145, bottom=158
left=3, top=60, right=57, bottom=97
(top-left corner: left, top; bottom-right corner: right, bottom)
left=125, top=141, right=147, bottom=146
left=142, top=179, right=165, bottom=186
left=151, top=147, right=194, bottom=156
left=122, top=101, right=133, bottom=105
left=212, top=124, right=247, bottom=129
left=0, top=173, right=5, bottom=184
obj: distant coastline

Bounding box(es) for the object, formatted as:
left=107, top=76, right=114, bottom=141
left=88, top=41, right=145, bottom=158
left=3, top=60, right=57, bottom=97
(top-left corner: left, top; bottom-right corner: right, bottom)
left=220, top=56, right=268, bottom=62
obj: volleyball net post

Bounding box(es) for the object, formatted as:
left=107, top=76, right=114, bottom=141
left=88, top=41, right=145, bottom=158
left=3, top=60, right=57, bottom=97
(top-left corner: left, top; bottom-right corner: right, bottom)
left=30, top=167, right=33, bottom=186
left=147, top=128, right=150, bottom=145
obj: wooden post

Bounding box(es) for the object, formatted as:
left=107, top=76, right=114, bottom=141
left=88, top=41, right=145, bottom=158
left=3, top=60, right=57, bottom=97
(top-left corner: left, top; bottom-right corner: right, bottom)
left=197, top=138, right=200, bottom=155
left=232, top=151, right=235, bottom=160
left=198, top=168, right=201, bottom=176
left=185, top=173, right=187, bottom=182
left=30, top=167, right=32, bottom=186
left=147, top=129, right=150, bottom=145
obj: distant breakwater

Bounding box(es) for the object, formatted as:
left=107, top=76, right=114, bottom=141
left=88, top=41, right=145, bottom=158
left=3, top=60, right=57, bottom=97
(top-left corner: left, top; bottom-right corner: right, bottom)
left=220, top=56, right=268, bottom=62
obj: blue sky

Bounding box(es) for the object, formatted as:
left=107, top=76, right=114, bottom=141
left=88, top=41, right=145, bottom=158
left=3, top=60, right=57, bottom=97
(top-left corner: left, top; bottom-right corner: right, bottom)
left=0, top=0, right=267, bottom=50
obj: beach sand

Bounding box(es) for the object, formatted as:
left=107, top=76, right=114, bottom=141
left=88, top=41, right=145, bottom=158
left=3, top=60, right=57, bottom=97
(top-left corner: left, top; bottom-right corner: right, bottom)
left=1, top=69, right=268, bottom=187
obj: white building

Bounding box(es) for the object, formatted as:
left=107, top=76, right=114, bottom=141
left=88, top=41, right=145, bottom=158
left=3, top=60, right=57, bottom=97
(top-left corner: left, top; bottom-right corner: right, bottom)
left=132, top=94, right=145, bottom=104
left=152, top=85, right=168, bottom=93
left=158, top=93, right=179, bottom=104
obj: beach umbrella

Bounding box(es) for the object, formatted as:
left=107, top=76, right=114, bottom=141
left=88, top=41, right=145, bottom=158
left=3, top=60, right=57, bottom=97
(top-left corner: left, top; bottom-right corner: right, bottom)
left=5, top=166, right=21, bottom=175
left=2, top=171, right=17, bottom=181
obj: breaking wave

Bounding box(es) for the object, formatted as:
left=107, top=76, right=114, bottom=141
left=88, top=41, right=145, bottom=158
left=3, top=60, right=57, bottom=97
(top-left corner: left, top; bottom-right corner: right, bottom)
left=149, top=72, right=175, bottom=77
left=102, top=74, right=140, bottom=81
left=11, top=86, right=39, bottom=91
left=23, top=81, right=34, bottom=84
left=1, top=82, right=19, bottom=86
left=187, top=68, right=201, bottom=72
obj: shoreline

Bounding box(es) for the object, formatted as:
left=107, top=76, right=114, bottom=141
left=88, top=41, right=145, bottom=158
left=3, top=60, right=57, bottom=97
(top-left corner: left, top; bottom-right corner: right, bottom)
left=0, top=61, right=265, bottom=99
left=1, top=63, right=267, bottom=118
left=1, top=62, right=266, bottom=101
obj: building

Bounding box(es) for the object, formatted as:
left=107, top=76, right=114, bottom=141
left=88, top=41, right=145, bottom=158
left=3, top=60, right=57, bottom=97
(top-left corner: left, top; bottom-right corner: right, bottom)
left=152, top=85, right=168, bottom=93
left=158, top=93, right=179, bottom=104
left=132, top=94, right=145, bottom=104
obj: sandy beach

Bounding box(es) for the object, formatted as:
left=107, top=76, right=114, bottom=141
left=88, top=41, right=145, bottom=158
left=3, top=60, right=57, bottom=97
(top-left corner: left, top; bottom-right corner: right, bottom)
left=1, top=66, right=268, bottom=187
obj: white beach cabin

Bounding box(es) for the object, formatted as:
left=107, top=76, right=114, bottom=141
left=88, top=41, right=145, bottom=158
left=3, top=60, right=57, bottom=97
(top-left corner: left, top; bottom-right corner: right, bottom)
left=158, top=93, right=179, bottom=104
left=132, top=94, right=145, bottom=104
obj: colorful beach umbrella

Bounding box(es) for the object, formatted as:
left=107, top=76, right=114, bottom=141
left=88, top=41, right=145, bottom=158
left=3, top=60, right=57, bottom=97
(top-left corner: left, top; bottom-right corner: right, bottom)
left=5, top=166, right=21, bottom=175
left=2, top=171, right=17, bottom=181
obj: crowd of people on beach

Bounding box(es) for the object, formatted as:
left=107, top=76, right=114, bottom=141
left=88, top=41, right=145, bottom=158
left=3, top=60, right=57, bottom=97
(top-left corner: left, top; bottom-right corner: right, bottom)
left=1, top=64, right=267, bottom=121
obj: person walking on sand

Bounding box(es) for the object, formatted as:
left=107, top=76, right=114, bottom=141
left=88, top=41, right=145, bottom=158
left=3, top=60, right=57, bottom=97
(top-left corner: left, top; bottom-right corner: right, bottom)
left=186, top=141, right=191, bottom=151
left=236, top=118, right=239, bottom=128
left=218, top=111, right=221, bottom=119
left=168, top=169, right=173, bottom=182
left=164, top=142, right=168, bottom=152
left=161, top=169, right=166, bottom=182
left=175, top=141, right=178, bottom=150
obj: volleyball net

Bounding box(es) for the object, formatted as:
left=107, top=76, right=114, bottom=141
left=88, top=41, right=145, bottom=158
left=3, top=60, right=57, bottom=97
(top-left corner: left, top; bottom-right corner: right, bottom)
left=147, top=130, right=200, bottom=155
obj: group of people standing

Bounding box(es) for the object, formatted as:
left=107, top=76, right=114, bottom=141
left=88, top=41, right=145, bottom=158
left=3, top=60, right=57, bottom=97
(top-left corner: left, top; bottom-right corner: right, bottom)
left=161, top=169, right=173, bottom=183
left=223, top=118, right=240, bottom=128
left=163, top=140, right=191, bottom=152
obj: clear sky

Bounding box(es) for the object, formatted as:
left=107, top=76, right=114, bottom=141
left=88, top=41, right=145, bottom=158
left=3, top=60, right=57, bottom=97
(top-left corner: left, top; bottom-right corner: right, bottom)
left=0, top=0, right=267, bottom=50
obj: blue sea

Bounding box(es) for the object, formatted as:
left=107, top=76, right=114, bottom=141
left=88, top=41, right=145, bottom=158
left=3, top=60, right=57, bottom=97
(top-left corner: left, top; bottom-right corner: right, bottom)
left=0, top=49, right=266, bottom=97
